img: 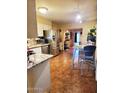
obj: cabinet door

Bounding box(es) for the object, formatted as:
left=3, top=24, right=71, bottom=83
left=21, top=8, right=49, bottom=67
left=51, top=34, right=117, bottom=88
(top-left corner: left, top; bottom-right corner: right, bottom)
left=27, top=60, right=51, bottom=93
left=37, top=24, right=43, bottom=36
left=42, top=46, right=48, bottom=54
left=31, top=47, right=42, bottom=54
left=37, top=24, right=52, bottom=37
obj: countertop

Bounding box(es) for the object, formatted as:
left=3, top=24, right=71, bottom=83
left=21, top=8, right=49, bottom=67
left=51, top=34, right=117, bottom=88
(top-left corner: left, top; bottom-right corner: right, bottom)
left=28, top=44, right=50, bottom=49
left=27, top=53, right=53, bottom=69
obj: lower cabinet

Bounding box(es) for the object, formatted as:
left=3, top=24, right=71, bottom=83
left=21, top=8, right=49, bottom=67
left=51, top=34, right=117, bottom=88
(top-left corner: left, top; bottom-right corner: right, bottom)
left=51, top=47, right=59, bottom=55
left=27, top=60, right=51, bottom=93
left=41, top=45, right=50, bottom=54
left=30, top=47, right=42, bottom=54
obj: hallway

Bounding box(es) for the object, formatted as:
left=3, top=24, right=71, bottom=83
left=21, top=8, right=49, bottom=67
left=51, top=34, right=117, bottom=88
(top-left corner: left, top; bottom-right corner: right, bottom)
left=49, top=50, right=96, bottom=93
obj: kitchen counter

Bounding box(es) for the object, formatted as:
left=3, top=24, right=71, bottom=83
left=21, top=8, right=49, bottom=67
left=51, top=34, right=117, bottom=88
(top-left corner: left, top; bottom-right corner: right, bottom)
left=28, top=43, right=50, bottom=49
left=27, top=53, right=53, bottom=93
left=27, top=53, right=53, bottom=69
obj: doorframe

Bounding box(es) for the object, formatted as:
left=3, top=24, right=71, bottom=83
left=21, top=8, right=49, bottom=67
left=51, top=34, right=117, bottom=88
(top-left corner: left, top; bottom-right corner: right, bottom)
left=68, top=28, right=83, bottom=47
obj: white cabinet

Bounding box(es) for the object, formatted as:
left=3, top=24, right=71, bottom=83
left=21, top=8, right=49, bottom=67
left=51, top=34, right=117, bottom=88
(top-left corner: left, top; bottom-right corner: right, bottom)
left=30, top=47, right=42, bottom=54
left=37, top=24, right=43, bottom=36
left=37, top=24, right=52, bottom=36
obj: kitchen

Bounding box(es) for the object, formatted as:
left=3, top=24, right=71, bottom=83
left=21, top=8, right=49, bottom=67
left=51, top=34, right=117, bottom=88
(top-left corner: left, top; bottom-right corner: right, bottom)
left=0, top=0, right=122, bottom=93
left=27, top=0, right=97, bottom=93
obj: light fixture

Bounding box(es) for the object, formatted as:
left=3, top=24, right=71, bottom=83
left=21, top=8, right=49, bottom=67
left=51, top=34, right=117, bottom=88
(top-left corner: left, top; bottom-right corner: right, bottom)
left=75, top=0, right=82, bottom=22
left=38, top=7, right=48, bottom=14
left=66, top=30, right=69, bottom=32
left=76, top=14, right=81, bottom=20
left=79, top=20, right=82, bottom=23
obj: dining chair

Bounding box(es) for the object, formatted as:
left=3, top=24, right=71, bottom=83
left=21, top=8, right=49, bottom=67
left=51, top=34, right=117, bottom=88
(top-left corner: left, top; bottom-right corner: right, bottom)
left=83, top=45, right=96, bottom=62
left=79, top=45, right=96, bottom=77
left=78, top=48, right=84, bottom=63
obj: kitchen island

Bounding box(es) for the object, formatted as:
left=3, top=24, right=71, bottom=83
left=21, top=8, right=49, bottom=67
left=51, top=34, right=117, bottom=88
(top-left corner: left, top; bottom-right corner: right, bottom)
left=27, top=54, right=53, bottom=93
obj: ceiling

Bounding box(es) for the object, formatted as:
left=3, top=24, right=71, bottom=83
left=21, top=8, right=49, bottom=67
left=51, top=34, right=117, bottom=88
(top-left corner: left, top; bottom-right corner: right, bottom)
left=36, top=0, right=97, bottom=24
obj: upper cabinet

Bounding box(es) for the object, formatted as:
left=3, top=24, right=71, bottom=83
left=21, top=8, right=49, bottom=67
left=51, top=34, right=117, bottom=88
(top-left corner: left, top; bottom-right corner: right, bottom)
left=37, top=24, right=43, bottom=36
left=37, top=23, right=52, bottom=36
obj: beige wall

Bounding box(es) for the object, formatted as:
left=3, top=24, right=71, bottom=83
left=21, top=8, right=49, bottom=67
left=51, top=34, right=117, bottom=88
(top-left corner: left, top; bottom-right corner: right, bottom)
left=36, top=15, right=52, bottom=26
left=27, top=0, right=37, bottom=38
left=53, top=20, right=97, bottom=44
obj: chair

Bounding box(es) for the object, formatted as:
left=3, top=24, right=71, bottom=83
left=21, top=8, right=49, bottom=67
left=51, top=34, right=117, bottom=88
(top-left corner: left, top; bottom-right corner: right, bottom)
left=79, top=45, right=96, bottom=77
left=83, top=45, right=96, bottom=62
left=78, top=48, right=84, bottom=63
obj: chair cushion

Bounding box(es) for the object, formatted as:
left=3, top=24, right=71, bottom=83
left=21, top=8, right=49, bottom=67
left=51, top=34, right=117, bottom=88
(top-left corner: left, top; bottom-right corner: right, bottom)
left=84, top=56, right=94, bottom=61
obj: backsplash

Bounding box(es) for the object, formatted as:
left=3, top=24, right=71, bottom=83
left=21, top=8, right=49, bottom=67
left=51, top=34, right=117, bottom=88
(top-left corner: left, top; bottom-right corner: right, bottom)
left=27, top=38, right=37, bottom=47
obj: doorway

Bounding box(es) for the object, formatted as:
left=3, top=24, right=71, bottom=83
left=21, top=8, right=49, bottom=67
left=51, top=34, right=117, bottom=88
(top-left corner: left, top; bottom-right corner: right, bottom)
left=68, top=28, right=82, bottom=47
left=74, top=32, right=80, bottom=46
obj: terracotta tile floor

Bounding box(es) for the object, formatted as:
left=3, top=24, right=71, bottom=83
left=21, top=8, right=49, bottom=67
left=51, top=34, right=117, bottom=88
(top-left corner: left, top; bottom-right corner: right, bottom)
left=49, top=50, right=97, bottom=93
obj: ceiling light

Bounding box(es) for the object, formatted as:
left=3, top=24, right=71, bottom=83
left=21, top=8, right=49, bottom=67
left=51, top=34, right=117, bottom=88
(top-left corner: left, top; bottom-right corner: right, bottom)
left=76, top=14, right=81, bottom=20
left=38, top=7, right=48, bottom=14
left=79, top=20, right=82, bottom=23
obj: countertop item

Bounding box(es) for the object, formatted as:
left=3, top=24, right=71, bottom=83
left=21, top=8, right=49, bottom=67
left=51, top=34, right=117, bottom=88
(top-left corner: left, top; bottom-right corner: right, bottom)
left=27, top=53, right=53, bottom=69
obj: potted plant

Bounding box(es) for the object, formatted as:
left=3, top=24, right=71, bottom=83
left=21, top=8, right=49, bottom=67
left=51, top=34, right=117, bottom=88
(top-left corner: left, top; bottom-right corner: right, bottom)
left=87, top=27, right=96, bottom=43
